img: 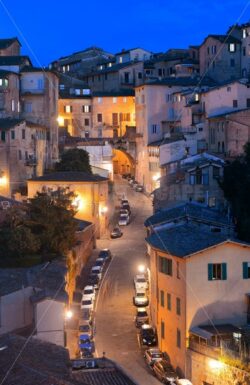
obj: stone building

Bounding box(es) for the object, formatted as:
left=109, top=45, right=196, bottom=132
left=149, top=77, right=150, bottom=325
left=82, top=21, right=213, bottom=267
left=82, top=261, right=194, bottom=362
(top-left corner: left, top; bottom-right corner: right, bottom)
left=199, top=35, right=241, bottom=83
left=0, top=37, right=21, bottom=56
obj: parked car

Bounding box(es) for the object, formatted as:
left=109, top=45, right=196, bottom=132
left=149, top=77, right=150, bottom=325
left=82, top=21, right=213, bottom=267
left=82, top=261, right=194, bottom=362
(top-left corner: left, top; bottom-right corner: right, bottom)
left=94, top=258, right=105, bottom=270
left=122, top=173, right=131, bottom=179
left=144, top=348, right=163, bottom=367
left=118, top=214, right=130, bottom=226
left=134, top=274, right=148, bottom=291
left=129, top=178, right=135, bottom=185
left=152, top=359, right=178, bottom=384
left=80, top=308, right=93, bottom=325
left=135, top=184, right=144, bottom=192
left=121, top=199, right=129, bottom=205
left=140, top=324, right=157, bottom=346
left=120, top=208, right=130, bottom=216
left=78, top=322, right=93, bottom=339
left=122, top=204, right=131, bottom=214
left=81, top=295, right=94, bottom=311
left=87, top=274, right=100, bottom=290
left=91, top=266, right=102, bottom=280
left=135, top=307, right=149, bottom=327
left=82, top=285, right=95, bottom=302
left=79, top=334, right=94, bottom=358
left=110, top=226, right=123, bottom=239
left=98, top=249, right=112, bottom=260
left=133, top=289, right=149, bottom=306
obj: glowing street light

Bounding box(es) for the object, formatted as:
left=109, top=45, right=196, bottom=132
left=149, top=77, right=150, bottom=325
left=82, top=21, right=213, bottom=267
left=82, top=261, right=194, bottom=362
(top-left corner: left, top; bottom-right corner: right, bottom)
left=152, top=172, right=161, bottom=181
left=100, top=206, right=108, bottom=215
left=138, top=264, right=145, bottom=273
left=65, top=309, right=73, bottom=320
left=208, top=359, right=224, bottom=370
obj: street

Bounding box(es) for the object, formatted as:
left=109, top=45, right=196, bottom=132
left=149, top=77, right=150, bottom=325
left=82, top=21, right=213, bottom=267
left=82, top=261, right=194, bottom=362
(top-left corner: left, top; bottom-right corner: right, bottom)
left=94, top=176, right=160, bottom=385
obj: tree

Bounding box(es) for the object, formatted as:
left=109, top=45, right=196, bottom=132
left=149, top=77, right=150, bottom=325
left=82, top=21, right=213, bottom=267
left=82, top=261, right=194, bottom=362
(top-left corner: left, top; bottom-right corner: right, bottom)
left=220, top=142, right=250, bottom=241
left=28, top=188, right=78, bottom=255
left=55, top=148, right=92, bottom=173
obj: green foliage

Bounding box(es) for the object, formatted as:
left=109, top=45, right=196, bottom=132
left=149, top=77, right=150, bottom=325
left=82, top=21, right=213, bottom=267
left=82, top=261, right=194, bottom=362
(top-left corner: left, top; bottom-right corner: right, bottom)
left=55, top=148, right=92, bottom=173
left=0, top=188, right=78, bottom=266
left=220, top=142, right=250, bottom=241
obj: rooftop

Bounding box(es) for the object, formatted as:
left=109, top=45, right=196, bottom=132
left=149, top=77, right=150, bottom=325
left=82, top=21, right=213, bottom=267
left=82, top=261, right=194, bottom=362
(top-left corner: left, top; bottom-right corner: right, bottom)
left=148, top=134, right=185, bottom=147
left=0, top=55, right=32, bottom=67
left=92, top=89, right=135, bottom=97
left=144, top=202, right=231, bottom=227
left=0, top=37, right=21, bottom=49
left=29, top=171, right=108, bottom=183
left=203, top=34, right=241, bottom=45
left=141, top=76, right=217, bottom=87
left=0, top=118, right=25, bottom=130
left=145, top=222, right=244, bottom=257
left=208, top=108, right=250, bottom=119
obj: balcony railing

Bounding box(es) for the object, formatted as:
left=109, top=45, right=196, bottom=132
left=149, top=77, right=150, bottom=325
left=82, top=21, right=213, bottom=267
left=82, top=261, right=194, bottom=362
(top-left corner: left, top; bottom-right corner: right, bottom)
left=189, top=340, right=248, bottom=362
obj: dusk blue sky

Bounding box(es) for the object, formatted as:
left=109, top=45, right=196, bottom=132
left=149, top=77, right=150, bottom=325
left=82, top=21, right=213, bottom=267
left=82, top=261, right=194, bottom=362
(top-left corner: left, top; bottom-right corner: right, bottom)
left=0, top=0, right=250, bottom=66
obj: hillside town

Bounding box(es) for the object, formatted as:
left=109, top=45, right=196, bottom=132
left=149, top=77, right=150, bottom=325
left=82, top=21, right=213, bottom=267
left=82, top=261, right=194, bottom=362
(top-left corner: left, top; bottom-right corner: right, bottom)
left=1, top=21, right=250, bottom=385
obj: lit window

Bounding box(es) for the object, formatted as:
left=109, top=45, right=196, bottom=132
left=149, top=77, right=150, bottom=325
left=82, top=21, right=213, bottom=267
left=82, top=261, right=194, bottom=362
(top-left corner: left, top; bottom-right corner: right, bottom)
left=195, top=93, right=199, bottom=101
left=98, top=97, right=102, bottom=104
left=0, top=79, right=2, bottom=86
left=123, top=97, right=127, bottom=103
left=243, top=29, right=247, bottom=38
left=229, top=43, right=236, bottom=52
left=83, top=105, right=91, bottom=113
left=62, top=66, right=66, bottom=73
left=208, top=263, right=227, bottom=280
left=159, top=256, right=172, bottom=276
left=113, top=97, right=117, bottom=104
left=100, top=65, right=103, bottom=70
left=17, top=101, right=20, bottom=112
left=11, top=100, right=15, bottom=112
left=67, top=65, right=70, bottom=71
left=119, top=57, right=122, bottom=63
left=108, top=63, right=112, bottom=67
left=65, top=105, right=72, bottom=113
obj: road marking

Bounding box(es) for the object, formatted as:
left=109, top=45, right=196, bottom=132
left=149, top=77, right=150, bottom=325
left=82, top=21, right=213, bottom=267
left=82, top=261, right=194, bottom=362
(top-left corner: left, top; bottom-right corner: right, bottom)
left=112, top=333, right=118, bottom=337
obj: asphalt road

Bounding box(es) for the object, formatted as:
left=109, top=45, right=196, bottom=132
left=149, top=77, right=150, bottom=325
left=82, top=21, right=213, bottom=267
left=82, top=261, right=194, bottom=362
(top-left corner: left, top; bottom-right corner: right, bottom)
left=95, top=177, right=161, bottom=385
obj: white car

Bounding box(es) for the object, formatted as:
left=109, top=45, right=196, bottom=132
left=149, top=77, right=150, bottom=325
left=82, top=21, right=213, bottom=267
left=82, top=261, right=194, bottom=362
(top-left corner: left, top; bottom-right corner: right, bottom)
left=134, top=274, right=148, bottom=290
left=176, top=380, right=193, bottom=385
left=81, top=295, right=94, bottom=310
left=82, top=285, right=95, bottom=302
left=144, top=348, right=163, bottom=367
left=118, top=214, right=129, bottom=226
left=91, top=266, right=102, bottom=280
left=134, top=289, right=149, bottom=306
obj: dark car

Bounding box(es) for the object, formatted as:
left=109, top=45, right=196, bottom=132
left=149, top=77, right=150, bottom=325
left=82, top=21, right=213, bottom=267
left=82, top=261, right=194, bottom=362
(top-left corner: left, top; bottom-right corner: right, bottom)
left=98, top=249, right=112, bottom=260
left=152, top=359, right=178, bottom=384
left=87, top=274, right=100, bottom=290
left=122, top=204, right=131, bottom=214
left=110, top=226, right=123, bottom=239
left=140, top=324, right=157, bottom=346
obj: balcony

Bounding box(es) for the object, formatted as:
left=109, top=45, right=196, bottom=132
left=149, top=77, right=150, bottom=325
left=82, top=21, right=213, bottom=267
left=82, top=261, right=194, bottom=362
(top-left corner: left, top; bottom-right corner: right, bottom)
left=21, top=88, right=44, bottom=95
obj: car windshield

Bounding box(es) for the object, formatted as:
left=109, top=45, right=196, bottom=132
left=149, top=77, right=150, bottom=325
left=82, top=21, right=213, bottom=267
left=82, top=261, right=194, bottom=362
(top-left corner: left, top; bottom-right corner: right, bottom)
left=80, top=337, right=91, bottom=344
left=99, top=250, right=110, bottom=257
left=152, top=352, right=162, bottom=359
left=136, top=293, right=145, bottom=297
left=120, top=215, right=127, bottom=219
left=113, top=227, right=120, bottom=231
left=137, top=311, right=147, bottom=317
left=84, top=289, right=93, bottom=295
left=143, top=328, right=154, bottom=337
left=79, top=325, right=90, bottom=332
left=82, top=300, right=92, bottom=305
left=137, top=278, right=146, bottom=283
left=161, top=361, right=175, bottom=372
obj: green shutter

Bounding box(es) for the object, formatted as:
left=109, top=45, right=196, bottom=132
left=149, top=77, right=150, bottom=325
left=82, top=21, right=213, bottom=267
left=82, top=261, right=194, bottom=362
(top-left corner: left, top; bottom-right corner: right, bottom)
left=208, top=263, right=213, bottom=280
left=222, top=263, right=227, bottom=280
left=243, top=262, right=248, bottom=279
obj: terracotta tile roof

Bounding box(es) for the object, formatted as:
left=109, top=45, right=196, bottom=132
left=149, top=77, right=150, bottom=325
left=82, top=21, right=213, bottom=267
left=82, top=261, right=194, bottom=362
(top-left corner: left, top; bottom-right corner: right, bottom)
left=29, top=171, right=108, bottom=182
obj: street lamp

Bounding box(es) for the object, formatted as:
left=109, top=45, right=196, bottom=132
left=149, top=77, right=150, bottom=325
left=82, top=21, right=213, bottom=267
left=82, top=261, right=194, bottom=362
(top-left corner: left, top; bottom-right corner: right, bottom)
left=65, top=309, right=73, bottom=320
left=138, top=264, right=145, bottom=273
left=100, top=206, right=108, bottom=215
left=208, top=359, right=224, bottom=370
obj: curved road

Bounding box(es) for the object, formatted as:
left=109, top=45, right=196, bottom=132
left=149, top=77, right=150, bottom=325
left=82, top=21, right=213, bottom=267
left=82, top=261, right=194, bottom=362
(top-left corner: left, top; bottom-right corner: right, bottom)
left=95, top=177, right=160, bottom=385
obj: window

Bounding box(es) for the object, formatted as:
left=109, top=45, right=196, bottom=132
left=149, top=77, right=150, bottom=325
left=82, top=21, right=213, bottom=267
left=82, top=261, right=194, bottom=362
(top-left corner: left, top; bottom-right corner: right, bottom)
left=207, top=46, right=210, bottom=55
left=97, top=113, right=102, bottom=123
left=177, top=261, right=180, bottom=279
left=18, top=149, right=22, bottom=160
left=124, top=72, right=130, bottom=83
left=159, top=256, right=172, bottom=276
left=229, top=43, right=236, bottom=52
left=138, top=72, right=142, bottom=79
left=98, top=97, right=102, bottom=104
left=123, top=97, right=127, bottom=103
left=161, top=321, right=165, bottom=339
left=22, top=129, right=25, bottom=140
left=152, top=124, right=157, bottom=134
left=243, top=47, right=246, bottom=56
left=167, top=293, right=171, bottom=310
left=84, top=118, right=90, bottom=126
left=112, top=113, right=119, bottom=126
left=189, top=168, right=209, bottom=185
left=11, top=99, right=15, bottom=112
left=211, top=45, right=217, bottom=54
left=243, top=29, right=247, bottom=38
left=104, top=73, right=108, bottom=80
left=208, top=263, right=227, bottom=280
left=119, top=56, right=122, bottom=63
left=64, top=105, right=72, bottom=113
left=230, top=58, right=235, bottom=67
left=227, top=86, right=231, bottom=92
left=85, top=131, right=89, bottom=138
left=38, top=78, right=44, bottom=89
left=176, top=298, right=181, bottom=315
left=11, top=130, right=15, bottom=140
left=213, top=166, right=220, bottom=178
left=1, top=131, right=5, bottom=141
left=233, top=100, right=238, bottom=108
left=83, top=105, right=91, bottom=113
left=160, top=290, right=164, bottom=307
left=177, top=329, right=181, bottom=348
left=247, top=99, right=250, bottom=108
left=243, top=262, right=250, bottom=279
left=113, top=97, right=117, bottom=104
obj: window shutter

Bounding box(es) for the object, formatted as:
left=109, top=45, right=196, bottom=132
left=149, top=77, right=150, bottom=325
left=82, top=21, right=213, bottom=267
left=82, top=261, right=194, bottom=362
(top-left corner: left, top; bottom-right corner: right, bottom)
left=222, top=263, right=227, bottom=280
left=64, top=106, right=66, bottom=113
left=243, top=262, right=248, bottom=279
left=208, top=264, right=213, bottom=280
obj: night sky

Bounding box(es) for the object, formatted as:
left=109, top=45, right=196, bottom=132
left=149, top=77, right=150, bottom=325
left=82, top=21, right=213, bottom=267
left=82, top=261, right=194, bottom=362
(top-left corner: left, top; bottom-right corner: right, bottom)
left=0, top=0, right=250, bottom=66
